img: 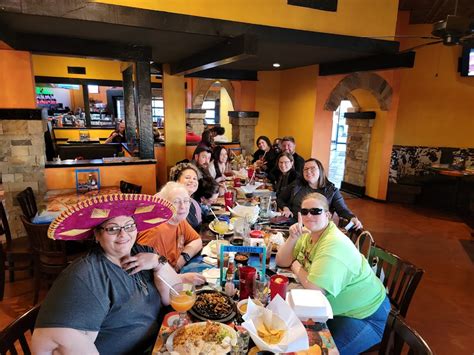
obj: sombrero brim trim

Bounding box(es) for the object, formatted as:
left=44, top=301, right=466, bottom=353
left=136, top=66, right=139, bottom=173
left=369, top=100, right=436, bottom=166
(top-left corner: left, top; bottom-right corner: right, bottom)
left=48, top=193, right=176, bottom=240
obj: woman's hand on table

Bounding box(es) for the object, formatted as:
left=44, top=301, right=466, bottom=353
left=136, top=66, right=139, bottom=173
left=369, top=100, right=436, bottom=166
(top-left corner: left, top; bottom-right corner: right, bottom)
left=282, top=207, right=293, bottom=218
left=121, top=253, right=163, bottom=275
left=180, top=272, right=206, bottom=285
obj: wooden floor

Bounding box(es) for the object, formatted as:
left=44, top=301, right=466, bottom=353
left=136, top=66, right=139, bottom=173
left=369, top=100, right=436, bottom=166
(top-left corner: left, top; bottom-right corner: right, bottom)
left=1, top=198, right=473, bottom=354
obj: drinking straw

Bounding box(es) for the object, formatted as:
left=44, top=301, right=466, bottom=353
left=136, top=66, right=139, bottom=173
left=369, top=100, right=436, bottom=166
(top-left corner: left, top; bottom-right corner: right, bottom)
left=210, top=206, right=219, bottom=221
left=156, top=274, right=180, bottom=296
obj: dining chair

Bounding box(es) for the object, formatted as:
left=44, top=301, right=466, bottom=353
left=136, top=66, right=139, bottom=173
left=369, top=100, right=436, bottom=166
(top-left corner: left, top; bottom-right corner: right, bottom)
left=19, top=216, right=70, bottom=304
left=379, top=309, right=433, bottom=355
left=368, top=246, right=424, bottom=317
left=16, top=187, right=38, bottom=221
left=0, top=305, right=40, bottom=355
left=0, top=201, right=34, bottom=286
left=120, top=180, right=142, bottom=194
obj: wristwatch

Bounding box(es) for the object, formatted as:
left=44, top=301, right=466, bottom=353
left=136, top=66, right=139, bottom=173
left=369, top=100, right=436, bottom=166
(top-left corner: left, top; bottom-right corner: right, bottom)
left=181, top=252, right=191, bottom=263
left=157, top=254, right=168, bottom=265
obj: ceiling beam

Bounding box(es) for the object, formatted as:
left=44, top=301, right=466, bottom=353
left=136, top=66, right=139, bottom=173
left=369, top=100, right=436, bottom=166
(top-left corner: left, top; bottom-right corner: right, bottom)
left=6, top=32, right=152, bottom=61
left=319, top=51, right=416, bottom=76
left=185, top=68, right=258, bottom=81
left=170, top=34, right=258, bottom=75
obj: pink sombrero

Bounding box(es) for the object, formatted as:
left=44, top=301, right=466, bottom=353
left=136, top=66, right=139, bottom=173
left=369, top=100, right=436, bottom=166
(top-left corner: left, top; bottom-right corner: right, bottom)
left=48, top=193, right=175, bottom=240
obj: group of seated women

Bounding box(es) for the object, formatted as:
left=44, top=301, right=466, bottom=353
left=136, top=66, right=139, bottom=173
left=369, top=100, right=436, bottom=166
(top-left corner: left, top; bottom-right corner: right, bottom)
left=32, top=133, right=382, bottom=354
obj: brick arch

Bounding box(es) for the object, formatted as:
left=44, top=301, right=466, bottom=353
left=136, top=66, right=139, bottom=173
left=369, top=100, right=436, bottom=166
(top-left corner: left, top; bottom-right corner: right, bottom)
left=192, top=79, right=235, bottom=109
left=324, top=72, right=392, bottom=111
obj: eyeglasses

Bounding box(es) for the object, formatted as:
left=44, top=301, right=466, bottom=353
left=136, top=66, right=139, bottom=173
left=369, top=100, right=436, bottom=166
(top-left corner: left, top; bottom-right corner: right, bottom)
left=300, top=208, right=326, bottom=216
left=99, top=223, right=137, bottom=235
left=173, top=198, right=191, bottom=205
left=303, top=166, right=318, bottom=173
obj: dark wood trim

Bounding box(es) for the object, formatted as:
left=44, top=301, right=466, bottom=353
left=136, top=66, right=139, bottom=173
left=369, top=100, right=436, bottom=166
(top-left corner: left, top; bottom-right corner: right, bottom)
left=288, top=0, right=338, bottom=12
left=319, top=51, right=416, bottom=76
left=45, top=158, right=156, bottom=168
left=186, top=68, right=258, bottom=81
left=186, top=109, right=207, bottom=114
left=0, top=109, right=42, bottom=120
left=53, top=127, right=115, bottom=130
left=228, top=111, right=259, bottom=118
left=344, top=111, right=376, bottom=119
left=35, top=76, right=123, bottom=87
left=170, top=34, right=258, bottom=75
left=136, top=61, right=154, bottom=159
left=11, top=32, right=152, bottom=61
left=340, top=181, right=365, bottom=197
left=82, top=84, right=91, bottom=126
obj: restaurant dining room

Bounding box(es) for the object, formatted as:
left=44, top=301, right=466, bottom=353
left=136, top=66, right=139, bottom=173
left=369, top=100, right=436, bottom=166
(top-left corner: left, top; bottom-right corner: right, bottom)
left=1, top=0, right=473, bottom=354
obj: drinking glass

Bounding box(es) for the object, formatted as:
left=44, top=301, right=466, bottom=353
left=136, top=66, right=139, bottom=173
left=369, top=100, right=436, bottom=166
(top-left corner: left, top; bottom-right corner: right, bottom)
left=214, top=220, right=229, bottom=239
left=169, top=283, right=196, bottom=329
left=254, top=275, right=269, bottom=306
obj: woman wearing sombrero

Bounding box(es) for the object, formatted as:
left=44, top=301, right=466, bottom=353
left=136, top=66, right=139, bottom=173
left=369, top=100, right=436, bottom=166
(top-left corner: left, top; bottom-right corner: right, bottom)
left=32, top=193, right=191, bottom=354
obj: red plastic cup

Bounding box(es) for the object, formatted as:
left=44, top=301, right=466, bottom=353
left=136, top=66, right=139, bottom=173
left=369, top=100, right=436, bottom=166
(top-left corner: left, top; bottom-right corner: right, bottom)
left=224, top=191, right=234, bottom=211
left=247, top=168, right=255, bottom=179
left=270, top=274, right=289, bottom=300
left=233, top=178, right=242, bottom=187
left=239, top=266, right=256, bottom=300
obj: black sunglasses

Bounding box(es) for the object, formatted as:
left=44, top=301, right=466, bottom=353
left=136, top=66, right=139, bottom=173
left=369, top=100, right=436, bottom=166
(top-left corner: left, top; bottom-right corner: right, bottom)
left=300, top=208, right=326, bottom=216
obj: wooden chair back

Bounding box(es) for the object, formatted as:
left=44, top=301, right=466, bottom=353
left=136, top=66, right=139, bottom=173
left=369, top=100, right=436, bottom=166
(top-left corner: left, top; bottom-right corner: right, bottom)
left=120, top=180, right=142, bottom=194
left=0, top=305, right=40, bottom=355
left=368, top=246, right=424, bottom=317
left=379, top=310, right=433, bottom=355
left=0, top=201, right=13, bottom=245
left=16, top=188, right=38, bottom=221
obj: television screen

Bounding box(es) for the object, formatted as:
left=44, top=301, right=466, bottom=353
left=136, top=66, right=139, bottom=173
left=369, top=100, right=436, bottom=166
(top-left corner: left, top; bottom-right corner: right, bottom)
left=460, top=47, right=474, bottom=77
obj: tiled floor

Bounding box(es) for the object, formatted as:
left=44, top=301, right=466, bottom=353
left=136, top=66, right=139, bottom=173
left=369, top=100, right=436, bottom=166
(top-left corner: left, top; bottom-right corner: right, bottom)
left=1, top=198, right=473, bottom=354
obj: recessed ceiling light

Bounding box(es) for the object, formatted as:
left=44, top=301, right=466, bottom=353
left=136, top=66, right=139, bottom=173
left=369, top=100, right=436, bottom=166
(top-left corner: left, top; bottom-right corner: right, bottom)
left=273, top=63, right=281, bottom=68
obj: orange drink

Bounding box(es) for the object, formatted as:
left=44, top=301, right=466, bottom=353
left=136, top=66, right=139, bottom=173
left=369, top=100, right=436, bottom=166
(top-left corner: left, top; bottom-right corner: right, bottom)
left=170, top=291, right=196, bottom=312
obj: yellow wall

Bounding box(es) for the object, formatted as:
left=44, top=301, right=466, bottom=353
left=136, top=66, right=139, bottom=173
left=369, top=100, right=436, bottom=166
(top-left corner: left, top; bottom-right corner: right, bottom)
left=278, top=65, right=318, bottom=159
left=45, top=164, right=157, bottom=195
left=219, top=87, right=233, bottom=141
left=32, top=55, right=128, bottom=80
left=163, top=64, right=186, bottom=168
left=0, top=50, right=36, bottom=108
left=53, top=128, right=114, bottom=141
left=95, top=0, right=398, bottom=38
left=255, top=71, right=281, bottom=143
left=395, top=18, right=474, bottom=148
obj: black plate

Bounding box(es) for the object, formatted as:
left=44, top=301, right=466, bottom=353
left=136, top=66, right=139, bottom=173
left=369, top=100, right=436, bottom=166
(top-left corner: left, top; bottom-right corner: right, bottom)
left=189, top=289, right=236, bottom=323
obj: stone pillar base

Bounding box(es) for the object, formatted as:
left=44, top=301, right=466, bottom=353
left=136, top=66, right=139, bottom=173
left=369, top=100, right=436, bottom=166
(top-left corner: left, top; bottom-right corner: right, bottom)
left=186, top=109, right=206, bottom=137
left=228, top=111, right=259, bottom=156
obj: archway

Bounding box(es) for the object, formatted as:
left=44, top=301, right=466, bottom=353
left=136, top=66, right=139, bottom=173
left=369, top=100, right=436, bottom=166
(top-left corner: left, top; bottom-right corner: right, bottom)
left=324, top=72, right=393, bottom=197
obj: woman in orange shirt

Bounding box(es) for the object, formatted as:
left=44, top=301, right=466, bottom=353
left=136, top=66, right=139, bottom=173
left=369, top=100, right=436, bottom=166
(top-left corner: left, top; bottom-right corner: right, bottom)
left=137, top=182, right=203, bottom=272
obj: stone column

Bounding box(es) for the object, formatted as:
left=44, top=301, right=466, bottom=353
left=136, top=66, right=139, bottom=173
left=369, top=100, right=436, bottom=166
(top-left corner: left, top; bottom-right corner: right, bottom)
left=228, top=111, right=259, bottom=156
left=340, top=112, right=375, bottom=196
left=186, top=109, right=206, bottom=136
left=135, top=61, right=154, bottom=159
left=0, top=109, right=46, bottom=238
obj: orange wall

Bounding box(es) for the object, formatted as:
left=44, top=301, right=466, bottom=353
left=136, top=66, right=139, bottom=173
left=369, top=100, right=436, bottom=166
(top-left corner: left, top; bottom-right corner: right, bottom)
left=45, top=164, right=157, bottom=195
left=394, top=12, right=474, bottom=148
left=0, top=50, right=36, bottom=109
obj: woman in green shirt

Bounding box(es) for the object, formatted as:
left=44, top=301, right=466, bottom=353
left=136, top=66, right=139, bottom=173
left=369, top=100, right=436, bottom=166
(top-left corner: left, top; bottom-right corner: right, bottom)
left=276, top=192, right=389, bottom=354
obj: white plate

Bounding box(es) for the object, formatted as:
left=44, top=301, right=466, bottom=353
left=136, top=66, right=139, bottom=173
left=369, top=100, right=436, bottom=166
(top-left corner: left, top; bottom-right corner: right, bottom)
left=209, top=220, right=234, bottom=236
left=165, top=321, right=237, bottom=353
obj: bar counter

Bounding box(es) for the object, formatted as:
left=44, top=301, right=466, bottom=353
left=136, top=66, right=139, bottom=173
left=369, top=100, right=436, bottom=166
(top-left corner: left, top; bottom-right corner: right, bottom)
left=45, top=157, right=157, bottom=195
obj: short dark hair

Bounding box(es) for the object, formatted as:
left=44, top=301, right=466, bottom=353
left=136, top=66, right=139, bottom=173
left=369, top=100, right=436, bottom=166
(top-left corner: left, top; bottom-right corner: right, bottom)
left=194, top=176, right=220, bottom=201
left=212, top=126, right=225, bottom=135
left=277, top=152, right=294, bottom=164
left=256, top=136, right=272, bottom=147
left=194, top=146, right=212, bottom=157
left=281, top=136, right=296, bottom=144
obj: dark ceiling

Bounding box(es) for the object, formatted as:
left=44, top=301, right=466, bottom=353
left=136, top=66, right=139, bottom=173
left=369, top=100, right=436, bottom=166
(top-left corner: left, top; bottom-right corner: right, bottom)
left=399, top=0, right=474, bottom=24
left=0, top=0, right=407, bottom=78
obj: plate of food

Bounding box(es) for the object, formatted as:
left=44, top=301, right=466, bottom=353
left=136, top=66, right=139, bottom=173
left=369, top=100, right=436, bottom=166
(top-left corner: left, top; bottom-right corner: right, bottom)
left=209, top=219, right=234, bottom=236
left=166, top=321, right=237, bottom=354
left=190, top=290, right=236, bottom=322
